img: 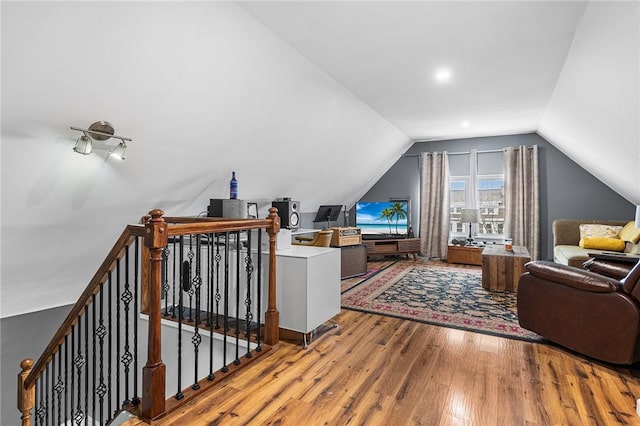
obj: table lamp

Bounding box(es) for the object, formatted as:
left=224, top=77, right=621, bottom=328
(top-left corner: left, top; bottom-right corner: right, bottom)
left=460, top=208, right=481, bottom=244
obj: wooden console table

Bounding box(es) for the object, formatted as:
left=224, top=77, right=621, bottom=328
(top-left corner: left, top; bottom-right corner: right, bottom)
left=482, top=245, right=530, bottom=291
left=447, top=245, right=483, bottom=266
left=363, top=238, right=420, bottom=260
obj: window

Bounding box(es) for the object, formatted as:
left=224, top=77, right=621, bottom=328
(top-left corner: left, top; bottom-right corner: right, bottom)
left=476, top=176, right=504, bottom=236
left=449, top=150, right=504, bottom=240
left=449, top=179, right=468, bottom=234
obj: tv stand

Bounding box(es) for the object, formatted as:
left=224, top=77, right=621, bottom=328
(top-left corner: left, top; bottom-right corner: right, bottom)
left=363, top=238, right=420, bottom=260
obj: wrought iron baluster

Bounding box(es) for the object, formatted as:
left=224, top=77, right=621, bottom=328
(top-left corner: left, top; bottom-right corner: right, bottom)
left=234, top=231, right=241, bottom=366
left=122, top=248, right=133, bottom=405
left=206, top=233, right=212, bottom=327
left=172, top=238, right=177, bottom=319
left=107, top=272, right=113, bottom=421
left=133, top=238, right=140, bottom=405
left=64, top=335, right=69, bottom=426
left=46, top=364, right=50, bottom=426
left=50, top=354, right=55, bottom=426
left=175, top=237, right=185, bottom=401
left=222, top=232, right=230, bottom=373
left=92, top=295, right=97, bottom=424
left=97, top=284, right=107, bottom=425
left=162, top=245, right=170, bottom=316
left=35, top=376, right=42, bottom=426
left=192, top=235, right=202, bottom=390
left=70, top=327, right=76, bottom=424
left=256, top=231, right=263, bottom=351
left=84, top=307, right=89, bottom=426
left=244, top=230, right=254, bottom=358
left=214, top=234, right=222, bottom=330
left=187, top=236, right=194, bottom=323
left=208, top=233, right=216, bottom=381
left=115, top=259, right=121, bottom=415
left=55, top=345, right=64, bottom=426
left=195, top=234, right=202, bottom=325
left=73, top=319, right=83, bottom=425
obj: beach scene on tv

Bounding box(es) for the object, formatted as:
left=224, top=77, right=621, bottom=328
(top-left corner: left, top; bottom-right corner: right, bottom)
left=356, top=201, right=409, bottom=235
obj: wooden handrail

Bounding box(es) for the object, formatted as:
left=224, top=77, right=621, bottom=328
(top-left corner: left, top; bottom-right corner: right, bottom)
left=24, top=224, right=145, bottom=389
left=165, top=219, right=276, bottom=234
left=140, top=208, right=280, bottom=420
left=19, top=208, right=281, bottom=424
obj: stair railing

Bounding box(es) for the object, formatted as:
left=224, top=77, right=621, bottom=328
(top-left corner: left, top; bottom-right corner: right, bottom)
left=17, top=208, right=280, bottom=425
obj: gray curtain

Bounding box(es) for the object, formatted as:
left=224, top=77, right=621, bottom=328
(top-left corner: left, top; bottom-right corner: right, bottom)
left=419, top=152, right=450, bottom=259
left=504, top=145, right=540, bottom=260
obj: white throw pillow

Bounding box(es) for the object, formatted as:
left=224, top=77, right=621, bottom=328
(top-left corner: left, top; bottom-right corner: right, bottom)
left=579, top=224, right=623, bottom=240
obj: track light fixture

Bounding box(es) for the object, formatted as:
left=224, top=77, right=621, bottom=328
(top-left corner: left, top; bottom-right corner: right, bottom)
left=73, top=135, right=92, bottom=155
left=70, top=121, right=132, bottom=159
left=110, top=141, right=127, bottom=160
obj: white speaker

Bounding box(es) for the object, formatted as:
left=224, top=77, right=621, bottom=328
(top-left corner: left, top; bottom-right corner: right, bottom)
left=272, top=200, right=300, bottom=230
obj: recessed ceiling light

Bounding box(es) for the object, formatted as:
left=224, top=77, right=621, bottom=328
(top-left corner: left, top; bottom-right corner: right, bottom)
left=434, top=68, right=452, bottom=83
left=460, top=121, right=470, bottom=127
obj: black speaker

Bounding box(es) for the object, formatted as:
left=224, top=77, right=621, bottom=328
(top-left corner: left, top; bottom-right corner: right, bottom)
left=207, top=199, right=223, bottom=217
left=272, top=201, right=300, bottom=230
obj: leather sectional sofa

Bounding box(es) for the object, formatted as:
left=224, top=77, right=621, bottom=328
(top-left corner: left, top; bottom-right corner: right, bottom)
left=517, top=260, right=640, bottom=364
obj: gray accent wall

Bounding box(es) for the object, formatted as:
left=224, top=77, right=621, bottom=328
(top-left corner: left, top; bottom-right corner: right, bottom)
left=1, top=304, right=73, bottom=425
left=358, top=133, right=635, bottom=260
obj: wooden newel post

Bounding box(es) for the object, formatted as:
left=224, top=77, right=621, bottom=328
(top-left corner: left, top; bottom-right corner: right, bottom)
left=141, top=209, right=168, bottom=420
left=17, top=359, right=34, bottom=426
left=264, top=207, right=280, bottom=345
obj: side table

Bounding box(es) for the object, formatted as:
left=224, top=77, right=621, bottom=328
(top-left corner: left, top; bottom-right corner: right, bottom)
left=447, top=245, right=483, bottom=266
left=481, top=245, right=530, bottom=291
left=340, top=244, right=368, bottom=279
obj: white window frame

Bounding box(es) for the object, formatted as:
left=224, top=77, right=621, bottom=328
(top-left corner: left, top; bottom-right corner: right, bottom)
left=449, top=150, right=505, bottom=242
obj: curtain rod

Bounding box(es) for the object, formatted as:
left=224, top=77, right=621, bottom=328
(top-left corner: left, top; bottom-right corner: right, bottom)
left=403, top=146, right=533, bottom=157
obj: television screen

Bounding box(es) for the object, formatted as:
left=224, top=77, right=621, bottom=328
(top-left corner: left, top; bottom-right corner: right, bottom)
left=356, top=200, right=409, bottom=235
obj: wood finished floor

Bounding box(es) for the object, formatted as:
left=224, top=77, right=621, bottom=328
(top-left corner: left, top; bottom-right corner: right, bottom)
left=145, top=259, right=640, bottom=425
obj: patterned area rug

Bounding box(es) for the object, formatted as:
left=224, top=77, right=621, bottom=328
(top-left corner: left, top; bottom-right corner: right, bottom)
left=341, top=260, right=543, bottom=342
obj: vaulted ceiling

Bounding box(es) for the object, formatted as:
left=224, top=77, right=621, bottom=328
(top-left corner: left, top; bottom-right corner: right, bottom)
left=239, top=0, right=639, bottom=203
left=241, top=1, right=585, bottom=141
left=1, top=1, right=638, bottom=316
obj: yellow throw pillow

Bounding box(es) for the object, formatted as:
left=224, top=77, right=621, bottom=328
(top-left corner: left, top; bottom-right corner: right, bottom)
left=579, top=224, right=623, bottom=239
left=579, top=236, right=626, bottom=252
left=619, top=221, right=640, bottom=243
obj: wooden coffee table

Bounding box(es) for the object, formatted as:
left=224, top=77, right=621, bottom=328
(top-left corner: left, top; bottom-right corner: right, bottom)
left=481, top=245, right=530, bottom=291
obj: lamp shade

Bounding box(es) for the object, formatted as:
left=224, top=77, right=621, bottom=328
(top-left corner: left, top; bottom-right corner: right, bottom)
left=110, top=142, right=127, bottom=160
left=635, top=205, right=640, bottom=228
left=73, top=135, right=92, bottom=155
left=460, top=208, right=481, bottom=223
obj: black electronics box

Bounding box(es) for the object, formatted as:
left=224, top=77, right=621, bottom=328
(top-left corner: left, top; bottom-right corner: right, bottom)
left=207, top=199, right=223, bottom=217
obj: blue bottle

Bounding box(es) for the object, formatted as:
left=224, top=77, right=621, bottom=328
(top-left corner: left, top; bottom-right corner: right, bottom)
left=229, top=171, right=238, bottom=199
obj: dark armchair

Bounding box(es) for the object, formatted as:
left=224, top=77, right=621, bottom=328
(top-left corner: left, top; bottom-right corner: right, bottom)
left=517, top=260, right=640, bottom=364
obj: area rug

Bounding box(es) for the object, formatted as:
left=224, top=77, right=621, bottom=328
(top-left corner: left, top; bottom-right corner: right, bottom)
left=341, top=267, right=383, bottom=292
left=341, top=260, right=543, bottom=342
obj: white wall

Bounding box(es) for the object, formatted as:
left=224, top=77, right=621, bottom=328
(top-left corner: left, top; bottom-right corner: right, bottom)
left=1, top=2, right=409, bottom=317
left=538, top=1, right=640, bottom=204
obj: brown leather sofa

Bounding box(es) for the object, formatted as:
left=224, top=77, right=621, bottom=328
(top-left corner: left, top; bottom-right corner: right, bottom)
left=582, top=257, right=634, bottom=280
left=517, top=260, right=640, bottom=364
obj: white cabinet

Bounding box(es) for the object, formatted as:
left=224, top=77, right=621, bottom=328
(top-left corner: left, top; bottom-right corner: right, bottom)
left=264, top=245, right=341, bottom=335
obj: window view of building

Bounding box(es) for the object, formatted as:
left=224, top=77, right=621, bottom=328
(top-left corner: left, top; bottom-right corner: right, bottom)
left=476, top=177, right=504, bottom=236
left=449, top=150, right=504, bottom=240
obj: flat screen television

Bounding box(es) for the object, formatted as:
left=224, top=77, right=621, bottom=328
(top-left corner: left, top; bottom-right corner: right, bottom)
left=355, top=200, right=410, bottom=236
